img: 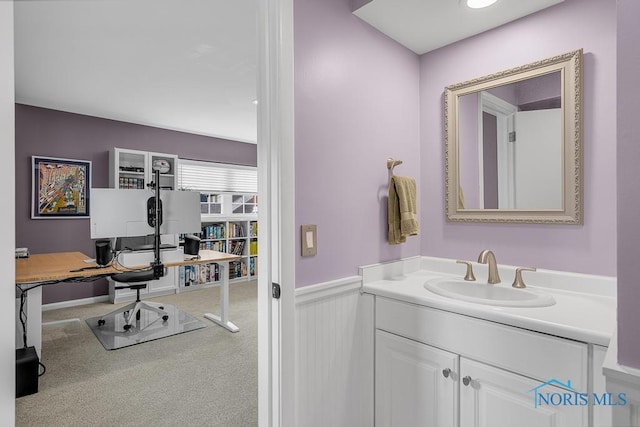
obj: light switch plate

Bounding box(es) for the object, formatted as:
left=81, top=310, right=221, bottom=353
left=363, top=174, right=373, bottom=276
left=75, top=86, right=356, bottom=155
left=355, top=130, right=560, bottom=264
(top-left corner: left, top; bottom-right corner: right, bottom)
left=301, top=224, right=317, bottom=257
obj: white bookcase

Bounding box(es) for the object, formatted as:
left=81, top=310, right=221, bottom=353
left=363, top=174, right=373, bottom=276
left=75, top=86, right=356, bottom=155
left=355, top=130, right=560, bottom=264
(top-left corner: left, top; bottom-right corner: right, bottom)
left=109, top=147, right=178, bottom=190
left=177, top=192, right=258, bottom=292
left=106, top=150, right=258, bottom=300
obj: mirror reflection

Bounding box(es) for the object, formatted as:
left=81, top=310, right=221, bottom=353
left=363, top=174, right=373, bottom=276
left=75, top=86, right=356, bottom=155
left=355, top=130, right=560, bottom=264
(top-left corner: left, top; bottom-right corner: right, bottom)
left=445, top=49, right=583, bottom=224
left=458, top=71, right=562, bottom=210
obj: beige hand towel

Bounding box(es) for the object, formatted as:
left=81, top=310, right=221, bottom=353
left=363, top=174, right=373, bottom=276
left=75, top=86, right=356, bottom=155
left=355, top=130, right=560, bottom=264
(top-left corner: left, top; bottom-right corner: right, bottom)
left=388, top=175, right=419, bottom=245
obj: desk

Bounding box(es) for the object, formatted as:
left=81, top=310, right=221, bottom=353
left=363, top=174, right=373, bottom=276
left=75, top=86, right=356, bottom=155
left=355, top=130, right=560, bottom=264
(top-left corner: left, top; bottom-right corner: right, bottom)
left=16, top=250, right=241, bottom=357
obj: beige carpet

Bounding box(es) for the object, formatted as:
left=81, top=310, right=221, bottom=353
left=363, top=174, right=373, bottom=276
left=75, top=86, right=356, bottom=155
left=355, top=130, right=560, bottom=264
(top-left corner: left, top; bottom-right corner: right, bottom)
left=16, top=280, right=258, bottom=427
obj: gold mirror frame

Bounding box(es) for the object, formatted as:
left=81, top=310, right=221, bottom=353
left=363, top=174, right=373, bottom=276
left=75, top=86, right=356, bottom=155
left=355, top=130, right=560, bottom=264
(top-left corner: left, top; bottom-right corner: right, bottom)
left=445, top=49, right=583, bottom=224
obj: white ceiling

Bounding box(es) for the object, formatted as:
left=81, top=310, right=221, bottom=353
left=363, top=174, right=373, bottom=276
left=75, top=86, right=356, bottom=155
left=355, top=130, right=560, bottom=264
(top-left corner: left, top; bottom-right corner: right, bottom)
left=14, top=0, right=563, bottom=145
left=353, top=0, right=564, bottom=55
left=14, top=0, right=258, bottom=143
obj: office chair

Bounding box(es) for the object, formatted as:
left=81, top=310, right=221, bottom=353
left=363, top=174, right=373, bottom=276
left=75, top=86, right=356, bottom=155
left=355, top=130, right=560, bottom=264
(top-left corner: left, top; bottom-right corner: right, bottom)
left=97, top=269, right=169, bottom=331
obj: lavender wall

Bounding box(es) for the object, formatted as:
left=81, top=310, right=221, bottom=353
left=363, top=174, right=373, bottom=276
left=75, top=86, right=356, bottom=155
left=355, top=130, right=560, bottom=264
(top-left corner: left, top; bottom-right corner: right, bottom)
left=294, top=0, right=420, bottom=286
left=616, top=0, right=640, bottom=369
left=15, top=104, right=257, bottom=303
left=516, top=71, right=561, bottom=106
left=420, top=0, right=617, bottom=275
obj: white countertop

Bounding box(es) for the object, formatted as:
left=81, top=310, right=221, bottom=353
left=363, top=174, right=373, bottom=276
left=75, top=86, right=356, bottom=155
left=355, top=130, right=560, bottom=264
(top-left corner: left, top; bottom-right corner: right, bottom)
left=361, top=258, right=616, bottom=347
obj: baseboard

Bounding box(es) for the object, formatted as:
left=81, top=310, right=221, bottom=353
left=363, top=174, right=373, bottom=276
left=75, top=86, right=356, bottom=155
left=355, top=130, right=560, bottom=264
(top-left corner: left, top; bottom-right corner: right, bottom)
left=42, top=295, right=109, bottom=312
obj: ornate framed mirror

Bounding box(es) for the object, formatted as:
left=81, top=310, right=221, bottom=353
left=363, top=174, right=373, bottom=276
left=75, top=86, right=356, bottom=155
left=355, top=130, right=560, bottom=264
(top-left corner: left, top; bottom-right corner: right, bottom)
left=445, top=49, right=583, bottom=224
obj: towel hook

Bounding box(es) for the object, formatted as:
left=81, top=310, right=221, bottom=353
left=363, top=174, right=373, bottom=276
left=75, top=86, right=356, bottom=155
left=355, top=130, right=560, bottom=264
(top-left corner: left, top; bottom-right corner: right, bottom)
left=387, top=158, right=403, bottom=176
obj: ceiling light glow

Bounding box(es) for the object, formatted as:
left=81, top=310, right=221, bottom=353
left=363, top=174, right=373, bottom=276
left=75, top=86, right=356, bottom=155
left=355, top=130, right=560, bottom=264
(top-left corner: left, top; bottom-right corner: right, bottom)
left=467, top=0, right=497, bottom=9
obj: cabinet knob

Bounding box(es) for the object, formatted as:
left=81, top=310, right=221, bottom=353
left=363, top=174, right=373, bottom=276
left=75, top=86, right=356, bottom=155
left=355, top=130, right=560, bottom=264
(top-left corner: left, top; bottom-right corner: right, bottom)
left=462, top=376, right=472, bottom=386
left=442, top=368, right=452, bottom=378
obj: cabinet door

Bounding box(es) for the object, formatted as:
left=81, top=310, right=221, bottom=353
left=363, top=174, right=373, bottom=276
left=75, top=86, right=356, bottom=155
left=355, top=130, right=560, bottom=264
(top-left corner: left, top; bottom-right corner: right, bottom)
left=376, top=330, right=458, bottom=427
left=460, top=358, right=587, bottom=427
left=110, top=148, right=147, bottom=189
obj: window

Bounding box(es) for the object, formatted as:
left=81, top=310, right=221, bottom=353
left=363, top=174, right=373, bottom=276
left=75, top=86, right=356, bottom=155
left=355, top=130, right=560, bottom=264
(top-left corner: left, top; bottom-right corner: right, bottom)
left=178, top=159, right=257, bottom=193
left=178, top=159, right=258, bottom=217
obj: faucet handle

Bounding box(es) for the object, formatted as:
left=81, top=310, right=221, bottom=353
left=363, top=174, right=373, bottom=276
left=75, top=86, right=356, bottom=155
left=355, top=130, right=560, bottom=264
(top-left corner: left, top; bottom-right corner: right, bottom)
left=512, top=267, right=536, bottom=288
left=456, top=260, right=476, bottom=281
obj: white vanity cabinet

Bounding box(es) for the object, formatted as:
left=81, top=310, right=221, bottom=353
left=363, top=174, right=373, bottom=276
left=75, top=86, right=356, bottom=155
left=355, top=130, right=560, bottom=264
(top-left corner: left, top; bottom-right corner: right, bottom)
left=376, top=330, right=458, bottom=426
left=459, top=358, right=584, bottom=427
left=375, top=296, right=598, bottom=427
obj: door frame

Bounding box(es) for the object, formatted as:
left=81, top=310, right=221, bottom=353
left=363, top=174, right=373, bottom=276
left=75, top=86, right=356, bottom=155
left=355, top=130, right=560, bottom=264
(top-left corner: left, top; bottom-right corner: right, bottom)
left=257, top=0, right=296, bottom=425
left=478, top=91, right=517, bottom=209
left=0, top=0, right=296, bottom=424
left=1, top=1, right=15, bottom=423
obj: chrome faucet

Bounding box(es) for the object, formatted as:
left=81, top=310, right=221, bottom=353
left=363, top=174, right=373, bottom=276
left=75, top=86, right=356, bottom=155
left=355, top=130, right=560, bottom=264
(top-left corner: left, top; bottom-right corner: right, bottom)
left=477, top=250, right=501, bottom=284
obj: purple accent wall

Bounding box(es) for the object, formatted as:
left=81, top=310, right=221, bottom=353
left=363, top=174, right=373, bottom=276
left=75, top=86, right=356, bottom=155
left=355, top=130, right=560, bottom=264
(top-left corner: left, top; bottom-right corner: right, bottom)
left=15, top=104, right=256, bottom=303
left=420, top=0, right=617, bottom=275
left=294, top=0, right=421, bottom=286
left=616, top=0, right=640, bottom=369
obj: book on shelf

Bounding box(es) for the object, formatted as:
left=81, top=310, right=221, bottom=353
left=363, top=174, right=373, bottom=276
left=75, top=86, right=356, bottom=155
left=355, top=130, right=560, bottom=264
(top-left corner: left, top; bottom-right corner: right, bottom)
left=201, top=223, right=225, bottom=240
left=250, top=221, right=258, bottom=237
left=229, top=240, right=245, bottom=255
left=198, top=265, right=209, bottom=285
left=229, top=260, right=246, bottom=279
left=200, top=240, right=226, bottom=252
left=180, top=265, right=197, bottom=287
left=209, top=263, right=220, bottom=282
left=228, top=222, right=246, bottom=238
left=249, top=257, right=257, bottom=276
left=179, top=263, right=220, bottom=286
left=249, top=239, right=258, bottom=255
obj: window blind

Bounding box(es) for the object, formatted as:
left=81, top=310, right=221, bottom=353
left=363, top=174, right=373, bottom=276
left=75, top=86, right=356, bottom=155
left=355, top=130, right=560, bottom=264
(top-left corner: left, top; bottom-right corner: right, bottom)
left=178, top=159, right=257, bottom=193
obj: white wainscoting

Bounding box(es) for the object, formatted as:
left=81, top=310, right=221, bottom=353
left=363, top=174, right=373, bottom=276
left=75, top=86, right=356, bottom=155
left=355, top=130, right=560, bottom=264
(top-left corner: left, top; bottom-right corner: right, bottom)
left=604, top=333, right=640, bottom=427
left=295, top=276, right=374, bottom=427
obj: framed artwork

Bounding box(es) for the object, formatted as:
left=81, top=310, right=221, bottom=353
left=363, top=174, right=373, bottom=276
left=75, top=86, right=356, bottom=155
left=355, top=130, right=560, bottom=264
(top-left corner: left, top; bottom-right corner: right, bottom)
left=31, top=156, right=91, bottom=219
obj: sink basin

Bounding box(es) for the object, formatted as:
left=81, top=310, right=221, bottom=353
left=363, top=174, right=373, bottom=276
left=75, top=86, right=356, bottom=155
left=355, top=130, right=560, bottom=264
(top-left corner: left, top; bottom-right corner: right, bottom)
left=424, top=278, right=555, bottom=308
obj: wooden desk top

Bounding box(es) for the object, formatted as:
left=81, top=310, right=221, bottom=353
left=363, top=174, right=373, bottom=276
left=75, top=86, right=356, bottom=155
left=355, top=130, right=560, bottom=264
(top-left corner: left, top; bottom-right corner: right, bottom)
left=16, top=250, right=241, bottom=284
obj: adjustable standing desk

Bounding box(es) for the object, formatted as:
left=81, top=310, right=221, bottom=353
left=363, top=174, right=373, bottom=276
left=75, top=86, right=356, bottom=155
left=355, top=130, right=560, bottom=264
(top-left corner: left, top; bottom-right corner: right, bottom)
left=16, top=250, right=241, bottom=357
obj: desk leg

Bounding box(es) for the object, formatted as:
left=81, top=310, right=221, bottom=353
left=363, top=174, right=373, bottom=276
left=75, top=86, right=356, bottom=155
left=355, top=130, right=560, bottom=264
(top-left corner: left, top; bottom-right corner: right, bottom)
left=15, top=287, right=42, bottom=359
left=203, top=261, right=239, bottom=332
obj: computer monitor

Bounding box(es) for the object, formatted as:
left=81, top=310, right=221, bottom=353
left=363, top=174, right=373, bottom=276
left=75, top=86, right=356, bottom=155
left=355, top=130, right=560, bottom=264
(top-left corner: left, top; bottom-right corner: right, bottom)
left=90, top=189, right=201, bottom=239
